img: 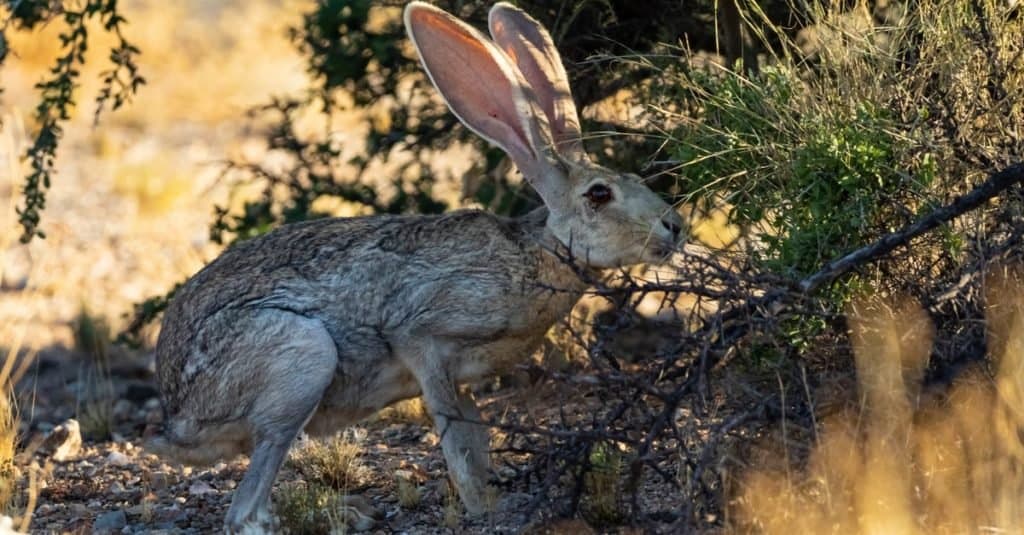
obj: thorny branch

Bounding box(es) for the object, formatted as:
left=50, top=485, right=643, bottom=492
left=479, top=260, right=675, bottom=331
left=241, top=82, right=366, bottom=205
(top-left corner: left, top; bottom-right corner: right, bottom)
left=799, top=162, right=1024, bottom=293
left=483, top=162, right=1024, bottom=529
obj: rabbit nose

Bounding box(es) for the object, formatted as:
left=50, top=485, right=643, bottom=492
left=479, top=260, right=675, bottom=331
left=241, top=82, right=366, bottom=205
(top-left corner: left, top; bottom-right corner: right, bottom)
left=661, top=218, right=682, bottom=241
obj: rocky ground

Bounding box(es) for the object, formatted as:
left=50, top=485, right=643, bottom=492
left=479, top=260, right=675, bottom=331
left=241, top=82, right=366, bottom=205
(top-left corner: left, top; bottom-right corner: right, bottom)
left=15, top=349, right=616, bottom=534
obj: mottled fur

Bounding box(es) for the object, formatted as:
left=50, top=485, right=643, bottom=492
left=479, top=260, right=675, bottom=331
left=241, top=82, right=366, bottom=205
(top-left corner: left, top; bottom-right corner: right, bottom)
left=152, top=3, right=683, bottom=533
left=157, top=209, right=584, bottom=452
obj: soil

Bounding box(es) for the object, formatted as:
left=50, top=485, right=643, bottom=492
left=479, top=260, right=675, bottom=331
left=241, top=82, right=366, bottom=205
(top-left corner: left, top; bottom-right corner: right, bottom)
left=16, top=349, right=652, bottom=534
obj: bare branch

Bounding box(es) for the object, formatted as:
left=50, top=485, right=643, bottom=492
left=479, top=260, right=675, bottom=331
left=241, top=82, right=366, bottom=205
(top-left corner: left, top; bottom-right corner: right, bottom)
left=800, top=163, right=1024, bottom=293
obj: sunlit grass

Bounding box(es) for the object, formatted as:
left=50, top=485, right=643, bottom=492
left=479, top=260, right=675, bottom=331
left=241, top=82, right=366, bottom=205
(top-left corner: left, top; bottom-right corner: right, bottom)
left=0, top=1, right=319, bottom=349
left=286, top=434, right=367, bottom=492
left=730, top=266, right=1024, bottom=534
left=3, top=0, right=312, bottom=127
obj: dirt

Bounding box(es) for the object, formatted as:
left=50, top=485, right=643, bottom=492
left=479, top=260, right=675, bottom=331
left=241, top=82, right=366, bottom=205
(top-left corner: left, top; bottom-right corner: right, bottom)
left=15, top=349, right=591, bottom=534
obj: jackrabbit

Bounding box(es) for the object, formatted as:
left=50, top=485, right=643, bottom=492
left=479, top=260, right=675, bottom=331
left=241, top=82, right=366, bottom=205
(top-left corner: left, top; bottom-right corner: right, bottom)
left=152, top=1, right=684, bottom=532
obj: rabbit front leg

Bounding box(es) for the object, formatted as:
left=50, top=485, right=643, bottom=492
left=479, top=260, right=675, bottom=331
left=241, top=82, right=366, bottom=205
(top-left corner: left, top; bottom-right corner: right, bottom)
left=400, top=342, right=493, bottom=515
left=426, top=384, right=493, bottom=515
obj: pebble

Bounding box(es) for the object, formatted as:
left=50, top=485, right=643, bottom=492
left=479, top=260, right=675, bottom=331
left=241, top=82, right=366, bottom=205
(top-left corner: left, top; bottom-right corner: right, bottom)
left=419, top=432, right=439, bottom=446
left=107, top=451, right=132, bottom=467
left=93, top=509, right=128, bottom=532
left=188, top=481, right=216, bottom=496
left=145, top=409, right=164, bottom=425
left=113, top=399, right=136, bottom=421
left=43, top=418, right=82, bottom=462
left=148, top=471, right=173, bottom=490
left=69, top=503, right=90, bottom=518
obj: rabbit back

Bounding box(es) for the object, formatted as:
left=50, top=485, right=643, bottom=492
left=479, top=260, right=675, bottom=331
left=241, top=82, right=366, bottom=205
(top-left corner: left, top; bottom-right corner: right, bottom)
left=156, top=208, right=585, bottom=437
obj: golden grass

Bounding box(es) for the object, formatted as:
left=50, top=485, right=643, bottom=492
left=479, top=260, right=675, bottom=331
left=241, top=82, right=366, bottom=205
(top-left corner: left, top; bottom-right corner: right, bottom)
left=111, top=155, right=194, bottom=217
left=278, top=433, right=377, bottom=534
left=3, top=0, right=311, bottom=127
left=376, top=397, right=431, bottom=426
left=0, top=1, right=319, bottom=350
left=286, top=434, right=367, bottom=492
left=729, top=265, right=1024, bottom=534
left=442, top=479, right=461, bottom=529
left=395, top=471, right=422, bottom=509
left=0, top=329, right=39, bottom=528
left=274, top=482, right=349, bottom=535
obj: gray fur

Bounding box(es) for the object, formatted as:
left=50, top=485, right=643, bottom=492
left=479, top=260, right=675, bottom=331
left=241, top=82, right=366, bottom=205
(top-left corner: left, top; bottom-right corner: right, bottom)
left=153, top=3, right=684, bottom=532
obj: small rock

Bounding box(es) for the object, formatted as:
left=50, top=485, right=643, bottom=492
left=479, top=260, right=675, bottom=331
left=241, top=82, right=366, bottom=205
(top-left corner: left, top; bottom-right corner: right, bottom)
left=420, top=431, right=439, bottom=446
left=0, top=512, right=16, bottom=532
left=69, top=502, right=90, bottom=518
left=108, top=481, right=126, bottom=494
left=147, top=471, right=174, bottom=490
left=93, top=510, right=127, bottom=532
left=125, top=503, right=149, bottom=517
left=188, top=481, right=216, bottom=496
left=112, top=399, right=135, bottom=421
left=145, top=409, right=163, bottom=425
left=106, top=451, right=131, bottom=467
left=42, top=419, right=82, bottom=462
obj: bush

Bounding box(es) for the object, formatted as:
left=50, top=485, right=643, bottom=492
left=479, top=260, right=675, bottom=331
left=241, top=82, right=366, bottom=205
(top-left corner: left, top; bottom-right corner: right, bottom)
left=648, top=0, right=1022, bottom=314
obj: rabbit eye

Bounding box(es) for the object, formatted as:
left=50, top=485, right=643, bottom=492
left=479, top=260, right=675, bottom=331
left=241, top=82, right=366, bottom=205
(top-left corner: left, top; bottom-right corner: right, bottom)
left=584, top=184, right=613, bottom=205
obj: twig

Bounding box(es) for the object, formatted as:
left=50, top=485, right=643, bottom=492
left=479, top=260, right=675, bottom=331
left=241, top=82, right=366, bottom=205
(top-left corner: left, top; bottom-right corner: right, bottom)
left=799, top=163, right=1024, bottom=293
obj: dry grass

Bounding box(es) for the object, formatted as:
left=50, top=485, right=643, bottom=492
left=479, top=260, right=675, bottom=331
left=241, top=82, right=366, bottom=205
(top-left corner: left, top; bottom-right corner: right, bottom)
left=442, top=479, right=461, bottom=529
left=286, top=434, right=367, bottom=492
left=376, top=397, right=431, bottom=426
left=0, top=331, right=39, bottom=529
left=729, top=265, right=1024, bottom=534
left=581, top=441, right=628, bottom=527
left=277, top=434, right=377, bottom=534
left=3, top=0, right=311, bottom=127
left=275, top=482, right=347, bottom=535
left=278, top=433, right=375, bottom=533
left=71, top=308, right=116, bottom=440
left=395, top=471, right=422, bottom=509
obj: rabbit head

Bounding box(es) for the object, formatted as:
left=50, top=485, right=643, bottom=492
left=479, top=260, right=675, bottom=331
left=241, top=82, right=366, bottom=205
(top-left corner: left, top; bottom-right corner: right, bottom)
left=405, top=1, right=684, bottom=268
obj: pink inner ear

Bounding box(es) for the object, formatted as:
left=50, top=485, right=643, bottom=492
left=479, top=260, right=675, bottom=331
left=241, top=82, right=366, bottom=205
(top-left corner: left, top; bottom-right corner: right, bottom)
left=408, top=8, right=537, bottom=164
left=489, top=8, right=583, bottom=157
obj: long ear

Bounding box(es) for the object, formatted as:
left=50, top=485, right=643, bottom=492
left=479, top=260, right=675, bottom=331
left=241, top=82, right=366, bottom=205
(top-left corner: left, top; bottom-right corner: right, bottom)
left=404, top=2, right=566, bottom=205
left=488, top=2, right=585, bottom=160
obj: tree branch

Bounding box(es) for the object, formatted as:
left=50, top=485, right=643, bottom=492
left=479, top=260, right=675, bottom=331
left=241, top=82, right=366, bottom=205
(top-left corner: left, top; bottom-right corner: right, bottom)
left=799, top=163, right=1024, bottom=293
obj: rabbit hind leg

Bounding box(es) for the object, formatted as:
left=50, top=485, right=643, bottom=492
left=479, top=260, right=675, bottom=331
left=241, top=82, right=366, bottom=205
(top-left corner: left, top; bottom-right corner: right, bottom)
left=222, top=311, right=339, bottom=534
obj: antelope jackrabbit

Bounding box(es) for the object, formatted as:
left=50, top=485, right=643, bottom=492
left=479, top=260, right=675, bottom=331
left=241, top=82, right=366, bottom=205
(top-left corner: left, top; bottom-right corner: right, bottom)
left=152, top=1, right=684, bottom=531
